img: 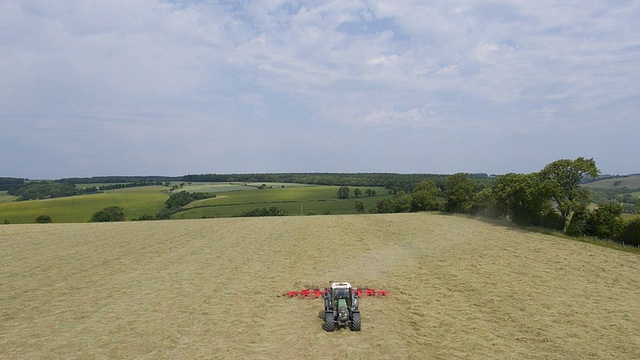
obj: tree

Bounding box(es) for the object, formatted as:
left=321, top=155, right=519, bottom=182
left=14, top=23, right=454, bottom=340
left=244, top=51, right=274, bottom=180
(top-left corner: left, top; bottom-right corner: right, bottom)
left=585, top=202, right=624, bottom=239
left=392, top=192, right=412, bottom=213
left=491, top=173, right=550, bottom=225
left=337, top=186, right=350, bottom=199
left=165, top=191, right=215, bottom=209
left=90, top=206, right=126, bottom=222
left=9, top=181, right=80, bottom=200
left=444, top=173, right=476, bottom=213
left=133, top=214, right=156, bottom=221
left=232, top=206, right=288, bottom=217
left=539, top=157, right=599, bottom=232
left=365, top=189, right=372, bottom=197
left=369, top=198, right=393, bottom=213
left=468, top=187, right=496, bottom=217
left=616, top=219, right=640, bottom=246
left=35, top=215, right=52, bottom=223
left=354, top=200, right=365, bottom=213
left=353, top=188, right=362, bottom=198
left=411, top=180, right=440, bottom=211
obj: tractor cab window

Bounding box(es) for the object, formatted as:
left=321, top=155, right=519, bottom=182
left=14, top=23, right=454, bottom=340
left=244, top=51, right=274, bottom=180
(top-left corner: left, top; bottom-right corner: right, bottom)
left=335, top=288, right=349, bottom=299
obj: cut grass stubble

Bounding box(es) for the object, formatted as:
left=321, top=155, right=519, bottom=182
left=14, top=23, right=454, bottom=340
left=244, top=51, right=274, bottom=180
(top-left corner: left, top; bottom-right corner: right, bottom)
left=1, top=213, right=639, bottom=359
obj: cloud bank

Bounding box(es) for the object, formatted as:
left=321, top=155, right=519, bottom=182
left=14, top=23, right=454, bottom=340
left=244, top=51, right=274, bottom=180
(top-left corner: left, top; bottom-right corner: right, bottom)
left=1, top=0, right=639, bottom=178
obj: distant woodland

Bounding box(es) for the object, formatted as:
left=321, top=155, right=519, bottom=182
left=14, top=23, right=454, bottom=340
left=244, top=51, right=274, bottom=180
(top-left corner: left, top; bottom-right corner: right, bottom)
left=2, top=160, right=639, bottom=246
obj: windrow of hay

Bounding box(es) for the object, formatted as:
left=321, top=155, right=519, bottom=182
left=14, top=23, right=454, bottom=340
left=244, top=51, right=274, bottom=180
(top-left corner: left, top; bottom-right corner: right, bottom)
left=1, top=213, right=639, bottom=359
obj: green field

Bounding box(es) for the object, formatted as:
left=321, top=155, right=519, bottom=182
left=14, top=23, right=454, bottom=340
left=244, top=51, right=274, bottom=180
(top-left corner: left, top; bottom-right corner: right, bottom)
left=0, top=191, right=16, bottom=204
left=175, top=185, right=390, bottom=219
left=622, top=214, right=640, bottom=221
left=583, top=175, right=640, bottom=189
left=0, top=184, right=391, bottom=224
left=178, top=182, right=313, bottom=193
left=0, top=186, right=169, bottom=224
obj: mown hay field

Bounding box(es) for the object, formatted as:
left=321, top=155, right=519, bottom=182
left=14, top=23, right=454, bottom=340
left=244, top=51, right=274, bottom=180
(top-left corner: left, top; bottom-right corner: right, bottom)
left=1, top=213, right=639, bottom=359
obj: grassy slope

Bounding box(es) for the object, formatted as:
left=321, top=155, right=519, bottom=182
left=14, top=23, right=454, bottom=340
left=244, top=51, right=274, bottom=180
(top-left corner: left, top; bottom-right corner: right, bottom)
left=0, top=191, right=16, bottom=203
left=175, top=185, right=390, bottom=218
left=583, top=175, right=640, bottom=189
left=0, top=186, right=168, bottom=223
left=179, top=182, right=313, bottom=193
left=1, top=214, right=639, bottom=359
left=0, top=184, right=391, bottom=223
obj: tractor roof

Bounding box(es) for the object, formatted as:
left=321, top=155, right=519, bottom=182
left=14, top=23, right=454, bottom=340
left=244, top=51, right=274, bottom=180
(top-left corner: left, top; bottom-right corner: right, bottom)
left=331, top=282, right=352, bottom=289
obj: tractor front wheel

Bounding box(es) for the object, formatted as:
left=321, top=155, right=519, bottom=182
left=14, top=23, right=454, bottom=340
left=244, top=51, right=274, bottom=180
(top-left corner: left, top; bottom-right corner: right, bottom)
left=324, top=312, right=335, bottom=332
left=350, top=312, right=361, bottom=331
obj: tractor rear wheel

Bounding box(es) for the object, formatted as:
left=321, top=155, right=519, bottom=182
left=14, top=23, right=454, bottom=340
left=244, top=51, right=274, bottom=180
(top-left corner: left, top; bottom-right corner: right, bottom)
left=350, top=312, right=361, bottom=331
left=324, top=312, right=335, bottom=332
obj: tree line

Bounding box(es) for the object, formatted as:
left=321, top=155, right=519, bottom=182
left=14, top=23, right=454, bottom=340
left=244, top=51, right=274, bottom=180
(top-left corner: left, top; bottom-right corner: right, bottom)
left=6, top=180, right=164, bottom=201
left=96, top=180, right=164, bottom=190
left=350, top=157, right=638, bottom=247
left=181, top=172, right=492, bottom=193
left=57, top=176, right=178, bottom=184
left=0, top=177, right=26, bottom=191
left=7, top=182, right=96, bottom=200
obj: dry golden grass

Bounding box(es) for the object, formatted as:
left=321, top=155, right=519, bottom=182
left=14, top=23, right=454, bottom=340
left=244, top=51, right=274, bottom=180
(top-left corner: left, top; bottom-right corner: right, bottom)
left=1, top=213, right=639, bottom=359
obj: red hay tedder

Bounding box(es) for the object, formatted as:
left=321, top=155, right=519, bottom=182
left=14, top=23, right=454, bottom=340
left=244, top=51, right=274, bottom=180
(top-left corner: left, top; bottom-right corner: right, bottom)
left=283, top=287, right=388, bottom=298
left=283, top=282, right=389, bottom=332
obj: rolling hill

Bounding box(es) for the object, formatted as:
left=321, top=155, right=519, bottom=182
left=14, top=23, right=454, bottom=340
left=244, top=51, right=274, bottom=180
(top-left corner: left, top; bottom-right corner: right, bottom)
left=1, top=213, right=638, bottom=359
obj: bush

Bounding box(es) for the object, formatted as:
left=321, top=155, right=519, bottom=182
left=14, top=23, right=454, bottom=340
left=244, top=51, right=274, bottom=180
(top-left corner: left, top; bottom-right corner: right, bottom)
left=35, top=215, right=52, bottom=223
left=132, top=214, right=156, bottom=221
left=232, top=206, right=288, bottom=217
left=90, top=206, right=126, bottom=222
left=616, top=219, right=640, bottom=246
left=155, top=208, right=175, bottom=220
left=566, top=209, right=589, bottom=236
left=539, top=210, right=564, bottom=231
left=585, top=202, right=624, bottom=239
left=369, top=198, right=393, bottom=214
left=165, top=191, right=215, bottom=209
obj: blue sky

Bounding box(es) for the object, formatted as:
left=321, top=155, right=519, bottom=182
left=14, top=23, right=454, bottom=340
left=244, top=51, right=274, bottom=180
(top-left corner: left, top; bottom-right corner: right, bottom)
left=1, top=0, right=639, bottom=178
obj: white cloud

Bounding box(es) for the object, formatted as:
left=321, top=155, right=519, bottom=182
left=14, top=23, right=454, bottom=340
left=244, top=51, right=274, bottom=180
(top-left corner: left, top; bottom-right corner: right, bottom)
left=1, top=0, right=639, bottom=177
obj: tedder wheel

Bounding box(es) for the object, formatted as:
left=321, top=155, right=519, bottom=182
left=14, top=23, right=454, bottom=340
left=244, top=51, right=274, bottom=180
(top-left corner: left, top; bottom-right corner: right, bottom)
left=324, top=312, right=335, bottom=332
left=349, top=312, right=361, bottom=331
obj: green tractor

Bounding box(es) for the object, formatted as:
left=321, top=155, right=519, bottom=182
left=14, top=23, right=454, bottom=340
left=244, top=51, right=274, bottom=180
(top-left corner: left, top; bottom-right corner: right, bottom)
left=323, top=282, right=361, bottom=332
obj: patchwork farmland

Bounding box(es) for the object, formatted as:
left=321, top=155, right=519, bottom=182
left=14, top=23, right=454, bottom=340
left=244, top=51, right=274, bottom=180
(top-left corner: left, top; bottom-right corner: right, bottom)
left=1, top=213, right=639, bottom=359
left=0, top=183, right=392, bottom=224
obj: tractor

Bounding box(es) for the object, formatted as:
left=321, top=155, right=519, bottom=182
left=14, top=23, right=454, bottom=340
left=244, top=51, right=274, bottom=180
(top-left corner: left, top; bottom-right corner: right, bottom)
left=323, top=282, right=361, bottom=332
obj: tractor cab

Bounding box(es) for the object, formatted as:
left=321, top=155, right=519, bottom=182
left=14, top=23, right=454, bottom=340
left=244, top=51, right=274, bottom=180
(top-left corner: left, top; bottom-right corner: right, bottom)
left=323, top=282, right=361, bottom=332
left=327, top=282, right=356, bottom=306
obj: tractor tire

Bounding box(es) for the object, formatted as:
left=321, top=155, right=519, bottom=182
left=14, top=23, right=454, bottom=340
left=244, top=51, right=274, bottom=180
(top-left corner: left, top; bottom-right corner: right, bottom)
left=350, top=312, right=361, bottom=331
left=324, top=312, right=335, bottom=332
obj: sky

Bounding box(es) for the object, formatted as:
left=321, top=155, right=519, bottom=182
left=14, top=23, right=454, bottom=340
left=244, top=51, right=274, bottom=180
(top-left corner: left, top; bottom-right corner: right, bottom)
left=1, top=0, right=639, bottom=179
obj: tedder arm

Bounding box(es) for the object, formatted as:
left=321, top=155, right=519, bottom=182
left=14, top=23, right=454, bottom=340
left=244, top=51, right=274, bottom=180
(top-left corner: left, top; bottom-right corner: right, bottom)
left=283, top=287, right=388, bottom=298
